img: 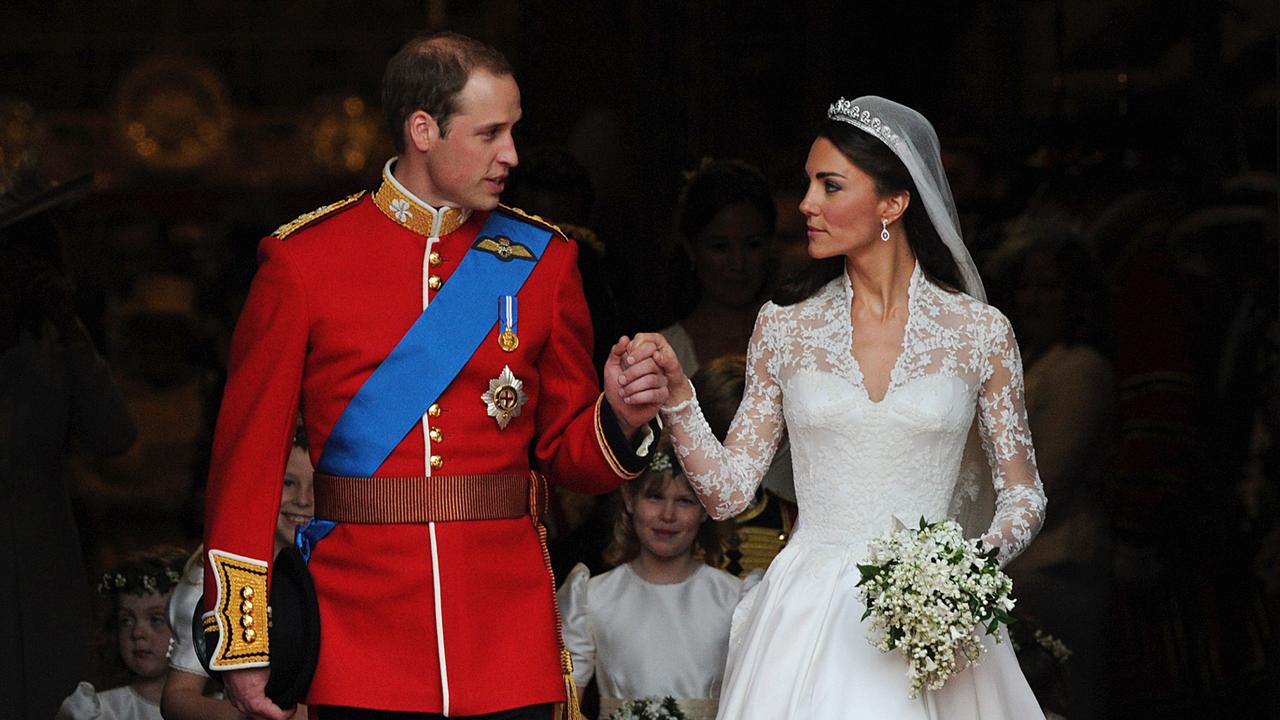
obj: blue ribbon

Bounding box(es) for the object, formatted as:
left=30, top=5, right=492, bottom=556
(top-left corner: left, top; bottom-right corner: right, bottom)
left=317, top=211, right=552, bottom=478
left=295, top=519, right=338, bottom=563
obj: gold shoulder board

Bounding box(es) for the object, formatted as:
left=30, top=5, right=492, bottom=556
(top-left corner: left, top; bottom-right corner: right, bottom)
left=496, top=203, right=568, bottom=241
left=272, top=191, right=367, bottom=239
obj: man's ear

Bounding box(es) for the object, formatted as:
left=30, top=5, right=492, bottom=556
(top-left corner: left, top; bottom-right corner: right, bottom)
left=406, top=110, right=439, bottom=153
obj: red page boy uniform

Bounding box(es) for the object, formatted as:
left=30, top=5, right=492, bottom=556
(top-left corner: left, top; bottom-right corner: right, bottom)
left=203, top=161, right=651, bottom=715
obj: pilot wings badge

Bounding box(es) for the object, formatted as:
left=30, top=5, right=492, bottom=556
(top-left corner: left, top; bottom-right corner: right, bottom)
left=482, top=365, right=528, bottom=429
left=473, top=235, right=535, bottom=262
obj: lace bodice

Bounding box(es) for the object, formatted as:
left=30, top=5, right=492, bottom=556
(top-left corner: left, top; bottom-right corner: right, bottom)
left=663, top=264, right=1046, bottom=567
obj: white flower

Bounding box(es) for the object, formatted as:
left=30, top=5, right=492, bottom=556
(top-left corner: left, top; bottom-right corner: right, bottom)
left=856, top=518, right=1015, bottom=698
left=389, top=198, right=412, bottom=223
left=608, top=696, right=688, bottom=720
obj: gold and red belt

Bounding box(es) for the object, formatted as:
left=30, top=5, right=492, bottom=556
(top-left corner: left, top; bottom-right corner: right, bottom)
left=313, top=471, right=547, bottom=523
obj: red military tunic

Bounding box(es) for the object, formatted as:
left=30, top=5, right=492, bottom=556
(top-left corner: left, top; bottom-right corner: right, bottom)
left=203, top=162, right=645, bottom=714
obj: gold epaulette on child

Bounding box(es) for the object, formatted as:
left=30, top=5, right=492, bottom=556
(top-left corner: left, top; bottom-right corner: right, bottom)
left=272, top=191, right=367, bottom=239
left=497, top=203, right=568, bottom=241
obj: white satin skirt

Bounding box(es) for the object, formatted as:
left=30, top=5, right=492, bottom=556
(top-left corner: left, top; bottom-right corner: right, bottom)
left=718, top=539, right=1046, bottom=719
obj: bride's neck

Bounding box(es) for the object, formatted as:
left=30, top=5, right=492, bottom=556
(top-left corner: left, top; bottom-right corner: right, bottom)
left=845, top=246, right=915, bottom=319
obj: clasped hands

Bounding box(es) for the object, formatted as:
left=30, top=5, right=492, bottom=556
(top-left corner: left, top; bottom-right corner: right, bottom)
left=604, top=332, right=695, bottom=436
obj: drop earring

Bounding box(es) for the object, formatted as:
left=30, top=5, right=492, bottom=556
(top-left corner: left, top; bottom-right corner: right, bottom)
left=880, top=218, right=891, bottom=242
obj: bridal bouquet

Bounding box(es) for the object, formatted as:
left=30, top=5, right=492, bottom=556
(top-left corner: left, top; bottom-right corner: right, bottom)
left=856, top=517, right=1015, bottom=697
left=608, top=697, right=688, bottom=720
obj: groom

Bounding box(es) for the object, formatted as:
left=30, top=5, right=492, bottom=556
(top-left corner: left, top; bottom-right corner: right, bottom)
left=203, top=32, right=669, bottom=719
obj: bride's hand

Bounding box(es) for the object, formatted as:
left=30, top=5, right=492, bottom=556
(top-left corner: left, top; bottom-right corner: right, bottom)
left=620, top=332, right=692, bottom=407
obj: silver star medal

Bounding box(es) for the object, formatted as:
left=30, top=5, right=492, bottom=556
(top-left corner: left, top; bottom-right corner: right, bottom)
left=482, top=365, right=528, bottom=429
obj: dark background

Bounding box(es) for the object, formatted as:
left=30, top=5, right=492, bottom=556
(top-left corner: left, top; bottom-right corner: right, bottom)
left=5, top=1, right=1272, bottom=326
left=1, top=1, right=1277, bottom=718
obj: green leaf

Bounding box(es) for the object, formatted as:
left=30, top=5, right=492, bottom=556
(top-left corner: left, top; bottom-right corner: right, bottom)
left=857, top=564, right=881, bottom=582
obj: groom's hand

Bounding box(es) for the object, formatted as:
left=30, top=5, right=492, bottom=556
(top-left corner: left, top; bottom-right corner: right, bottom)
left=624, top=332, right=693, bottom=406
left=222, top=667, right=293, bottom=720
left=604, top=335, right=669, bottom=437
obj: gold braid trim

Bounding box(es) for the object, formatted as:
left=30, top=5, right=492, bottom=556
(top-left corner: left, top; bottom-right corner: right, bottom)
left=272, top=191, right=366, bottom=239
left=560, top=647, right=583, bottom=720
left=531, top=474, right=582, bottom=720
left=497, top=203, right=568, bottom=241
left=207, top=549, right=270, bottom=669
left=594, top=394, right=644, bottom=480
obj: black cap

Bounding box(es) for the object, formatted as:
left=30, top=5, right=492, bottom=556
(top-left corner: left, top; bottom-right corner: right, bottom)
left=193, top=544, right=320, bottom=709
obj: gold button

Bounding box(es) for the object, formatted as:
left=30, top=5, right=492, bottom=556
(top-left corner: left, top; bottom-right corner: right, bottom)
left=429, top=427, right=443, bottom=443
left=428, top=275, right=442, bottom=290
left=429, top=251, right=442, bottom=266
left=241, top=587, right=254, bottom=599
left=243, top=628, right=257, bottom=643
left=240, top=600, right=254, bottom=614
left=428, top=403, right=441, bottom=417
left=430, top=454, right=443, bottom=469
left=241, top=615, right=254, bottom=628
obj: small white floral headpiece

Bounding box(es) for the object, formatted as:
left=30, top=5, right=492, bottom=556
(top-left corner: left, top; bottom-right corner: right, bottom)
left=96, top=565, right=184, bottom=596
left=647, top=451, right=674, bottom=474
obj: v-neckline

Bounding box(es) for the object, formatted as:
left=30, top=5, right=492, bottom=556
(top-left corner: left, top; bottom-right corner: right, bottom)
left=845, top=262, right=919, bottom=405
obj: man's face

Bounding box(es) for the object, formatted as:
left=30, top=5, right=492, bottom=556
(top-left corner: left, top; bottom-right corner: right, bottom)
left=423, top=70, right=521, bottom=211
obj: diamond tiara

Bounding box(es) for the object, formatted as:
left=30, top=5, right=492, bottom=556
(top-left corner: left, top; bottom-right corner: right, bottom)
left=828, top=98, right=903, bottom=149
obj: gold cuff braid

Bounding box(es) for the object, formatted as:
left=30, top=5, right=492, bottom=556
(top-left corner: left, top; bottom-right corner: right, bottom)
left=594, top=394, right=643, bottom=480
left=207, top=549, right=270, bottom=669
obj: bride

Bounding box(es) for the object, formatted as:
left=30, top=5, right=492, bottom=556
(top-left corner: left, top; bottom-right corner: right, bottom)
left=617, top=96, right=1048, bottom=718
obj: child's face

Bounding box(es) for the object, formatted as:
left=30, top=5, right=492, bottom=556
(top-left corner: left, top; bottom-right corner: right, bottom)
left=627, top=474, right=707, bottom=560
left=276, top=446, right=315, bottom=547
left=117, top=591, right=172, bottom=679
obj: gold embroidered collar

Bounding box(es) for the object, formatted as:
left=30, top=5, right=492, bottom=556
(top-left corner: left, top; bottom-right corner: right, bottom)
left=373, top=158, right=471, bottom=237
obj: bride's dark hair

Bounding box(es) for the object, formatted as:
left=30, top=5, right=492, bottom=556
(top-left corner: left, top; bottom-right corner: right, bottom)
left=773, top=120, right=965, bottom=306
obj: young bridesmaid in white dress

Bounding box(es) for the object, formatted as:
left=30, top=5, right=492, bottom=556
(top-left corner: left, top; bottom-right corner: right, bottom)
left=619, top=96, right=1048, bottom=719
left=559, top=437, right=757, bottom=720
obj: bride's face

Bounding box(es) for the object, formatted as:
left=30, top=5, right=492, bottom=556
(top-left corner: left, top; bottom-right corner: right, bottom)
left=799, top=137, right=895, bottom=260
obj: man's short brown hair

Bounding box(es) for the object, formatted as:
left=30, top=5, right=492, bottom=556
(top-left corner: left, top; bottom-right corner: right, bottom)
left=381, top=31, right=514, bottom=153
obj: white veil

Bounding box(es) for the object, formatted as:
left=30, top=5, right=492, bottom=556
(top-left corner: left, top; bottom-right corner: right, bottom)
left=828, top=96, right=995, bottom=536
left=827, top=96, right=986, bottom=303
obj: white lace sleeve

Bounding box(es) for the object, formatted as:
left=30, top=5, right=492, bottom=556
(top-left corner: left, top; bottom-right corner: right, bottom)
left=661, top=307, right=785, bottom=520
left=976, top=314, right=1047, bottom=567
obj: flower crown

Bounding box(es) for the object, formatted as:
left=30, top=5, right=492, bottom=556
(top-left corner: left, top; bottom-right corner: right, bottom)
left=97, top=567, right=183, bottom=596
left=609, top=696, right=688, bottom=720
left=647, top=448, right=681, bottom=475
left=828, top=98, right=903, bottom=150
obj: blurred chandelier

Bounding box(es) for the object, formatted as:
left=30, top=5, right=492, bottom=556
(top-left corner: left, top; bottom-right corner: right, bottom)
left=306, top=95, right=380, bottom=175
left=113, top=55, right=231, bottom=172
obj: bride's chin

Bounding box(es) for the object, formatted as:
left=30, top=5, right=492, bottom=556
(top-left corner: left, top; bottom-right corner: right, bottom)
left=807, top=243, right=836, bottom=260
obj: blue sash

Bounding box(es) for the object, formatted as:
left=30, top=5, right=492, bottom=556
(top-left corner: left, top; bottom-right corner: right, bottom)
left=317, top=211, right=553, bottom=477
